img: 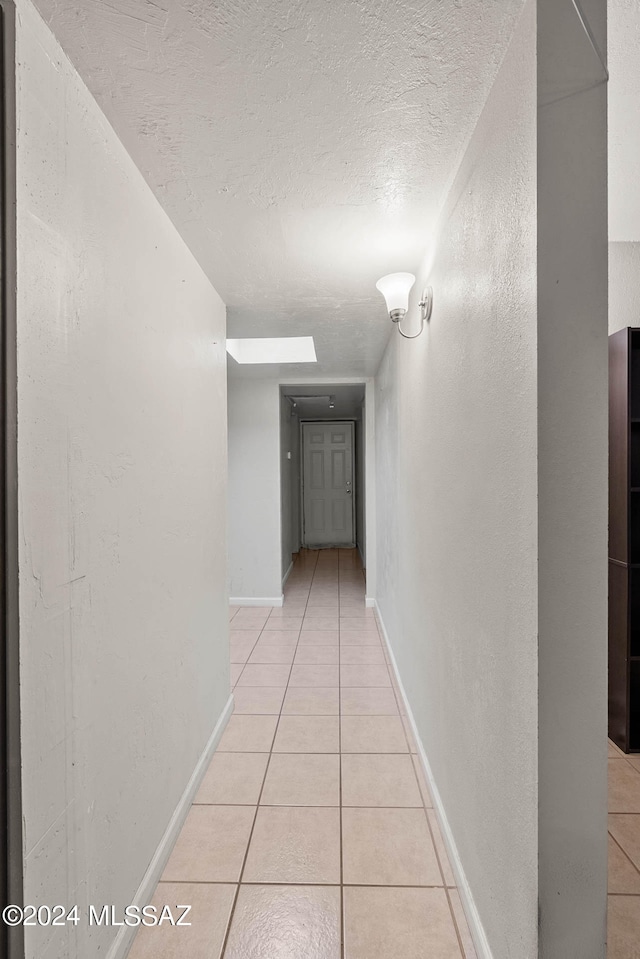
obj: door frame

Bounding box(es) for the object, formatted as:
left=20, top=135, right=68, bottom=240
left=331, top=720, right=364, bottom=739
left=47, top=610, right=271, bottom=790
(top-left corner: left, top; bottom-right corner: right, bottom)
left=300, top=419, right=356, bottom=549
left=0, top=3, right=23, bottom=956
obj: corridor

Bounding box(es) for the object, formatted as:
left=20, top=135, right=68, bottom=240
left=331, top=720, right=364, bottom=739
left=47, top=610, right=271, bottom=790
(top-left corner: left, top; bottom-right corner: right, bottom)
left=128, top=548, right=476, bottom=958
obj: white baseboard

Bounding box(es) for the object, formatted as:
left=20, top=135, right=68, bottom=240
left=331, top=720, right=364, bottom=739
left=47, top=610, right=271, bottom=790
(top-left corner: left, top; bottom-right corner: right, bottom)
left=229, top=595, right=284, bottom=607
left=282, top=561, right=294, bottom=589
left=106, top=693, right=234, bottom=959
left=374, top=602, right=493, bottom=959
left=365, top=596, right=375, bottom=608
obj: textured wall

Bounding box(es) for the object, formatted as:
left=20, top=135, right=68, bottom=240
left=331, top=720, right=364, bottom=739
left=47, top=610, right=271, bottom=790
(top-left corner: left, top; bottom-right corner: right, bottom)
left=375, top=3, right=539, bottom=955
left=15, top=2, right=229, bottom=956
left=609, top=0, right=640, bottom=241
left=227, top=379, right=283, bottom=601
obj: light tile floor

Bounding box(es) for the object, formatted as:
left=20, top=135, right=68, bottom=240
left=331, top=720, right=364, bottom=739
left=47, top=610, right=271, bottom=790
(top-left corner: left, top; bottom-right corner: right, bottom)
left=128, top=547, right=476, bottom=959
left=128, top=547, right=640, bottom=957
left=608, top=739, right=640, bottom=958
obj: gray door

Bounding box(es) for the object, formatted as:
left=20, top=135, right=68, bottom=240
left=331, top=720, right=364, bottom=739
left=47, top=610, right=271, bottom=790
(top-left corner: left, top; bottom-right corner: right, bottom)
left=302, top=422, right=355, bottom=547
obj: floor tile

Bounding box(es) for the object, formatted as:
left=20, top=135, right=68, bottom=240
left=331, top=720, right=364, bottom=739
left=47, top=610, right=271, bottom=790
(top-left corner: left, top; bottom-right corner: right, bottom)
left=412, top=755, right=434, bottom=807
left=299, top=630, right=339, bottom=645
left=608, top=895, right=640, bottom=959
left=627, top=755, right=640, bottom=774
left=230, top=664, right=244, bottom=686
left=341, top=715, right=408, bottom=753
left=231, top=636, right=259, bottom=663
left=610, top=758, right=640, bottom=812
left=259, top=628, right=301, bottom=642
left=289, top=664, right=339, bottom=687
left=340, top=630, right=382, bottom=646
left=609, top=740, right=626, bottom=758
left=302, top=616, right=339, bottom=630
left=232, top=609, right=271, bottom=629
left=128, top=882, right=236, bottom=959
left=609, top=835, right=640, bottom=894
left=427, top=809, right=456, bottom=886
left=263, top=619, right=304, bottom=633
left=340, top=665, right=391, bottom=687
left=340, top=645, right=386, bottom=665
left=294, top=645, right=339, bottom=665
left=282, top=687, right=340, bottom=715
left=194, top=753, right=268, bottom=805
left=243, top=806, right=341, bottom=883
left=341, top=687, right=399, bottom=716
left=230, top=628, right=262, bottom=641
left=449, top=889, right=478, bottom=959
left=161, top=805, right=254, bottom=882
left=273, top=716, right=340, bottom=753
left=218, top=715, right=279, bottom=753
left=403, top=716, right=419, bottom=753
left=232, top=686, right=286, bottom=715
left=342, top=807, right=442, bottom=885
left=342, top=754, right=422, bottom=807
left=223, top=885, right=341, bottom=959
left=261, top=753, right=340, bottom=805
left=343, top=886, right=461, bottom=959
left=248, top=645, right=296, bottom=664
left=609, top=814, right=640, bottom=871
left=236, top=664, right=292, bottom=687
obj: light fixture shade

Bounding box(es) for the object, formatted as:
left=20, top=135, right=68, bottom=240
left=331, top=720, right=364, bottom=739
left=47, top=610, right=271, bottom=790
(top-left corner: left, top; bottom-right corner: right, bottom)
left=375, top=272, right=416, bottom=314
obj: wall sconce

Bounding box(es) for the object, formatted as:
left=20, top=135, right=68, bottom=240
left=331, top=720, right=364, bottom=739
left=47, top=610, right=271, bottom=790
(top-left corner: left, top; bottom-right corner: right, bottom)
left=375, top=272, right=433, bottom=339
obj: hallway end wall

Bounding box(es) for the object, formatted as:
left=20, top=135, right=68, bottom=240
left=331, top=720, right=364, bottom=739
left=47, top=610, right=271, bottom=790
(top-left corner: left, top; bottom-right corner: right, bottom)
left=15, top=2, right=230, bottom=956
left=375, top=3, right=538, bottom=956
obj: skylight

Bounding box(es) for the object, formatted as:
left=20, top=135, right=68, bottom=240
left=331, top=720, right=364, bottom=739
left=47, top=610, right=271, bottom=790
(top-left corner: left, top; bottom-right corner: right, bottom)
left=226, top=336, right=317, bottom=364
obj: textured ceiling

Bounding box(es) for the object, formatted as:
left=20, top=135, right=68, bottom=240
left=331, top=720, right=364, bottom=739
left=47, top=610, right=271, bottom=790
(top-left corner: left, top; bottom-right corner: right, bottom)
left=609, top=0, right=640, bottom=241
left=35, top=0, right=524, bottom=374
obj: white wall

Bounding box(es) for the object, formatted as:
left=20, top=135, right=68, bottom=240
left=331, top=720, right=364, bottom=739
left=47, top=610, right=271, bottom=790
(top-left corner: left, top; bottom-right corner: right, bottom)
left=376, top=7, right=538, bottom=953
left=537, top=0, right=608, bottom=952
left=609, top=242, right=640, bottom=333
left=15, top=3, right=230, bottom=957
left=375, top=1, right=608, bottom=955
left=608, top=0, right=640, bottom=334
left=228, top=379, right=283, bottom=601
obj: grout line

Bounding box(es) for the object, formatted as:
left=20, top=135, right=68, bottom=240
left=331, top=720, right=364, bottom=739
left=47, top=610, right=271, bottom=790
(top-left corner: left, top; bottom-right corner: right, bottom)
left=338, top=550, right=345, bottom=959
left=219, top=550, right=318, bottom=958
left=609, top=830, right=640, bottom=879
left=157, top=878, right=454, bottom=888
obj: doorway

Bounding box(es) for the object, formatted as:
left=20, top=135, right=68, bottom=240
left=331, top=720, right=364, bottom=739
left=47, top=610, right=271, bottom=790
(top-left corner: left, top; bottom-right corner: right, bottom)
left=279, top=383, right=368, bottom=588
left=301, top=421, right=355, bottom=548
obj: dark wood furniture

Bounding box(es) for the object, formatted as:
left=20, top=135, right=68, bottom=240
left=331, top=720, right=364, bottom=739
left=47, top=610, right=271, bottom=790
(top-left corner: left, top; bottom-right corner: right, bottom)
left=609, top=327, right=640, bottom=752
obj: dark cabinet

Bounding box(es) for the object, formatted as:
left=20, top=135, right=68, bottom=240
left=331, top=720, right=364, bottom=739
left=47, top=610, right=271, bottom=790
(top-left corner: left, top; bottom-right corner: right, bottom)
left=609, top=327, right=640, bottom=751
